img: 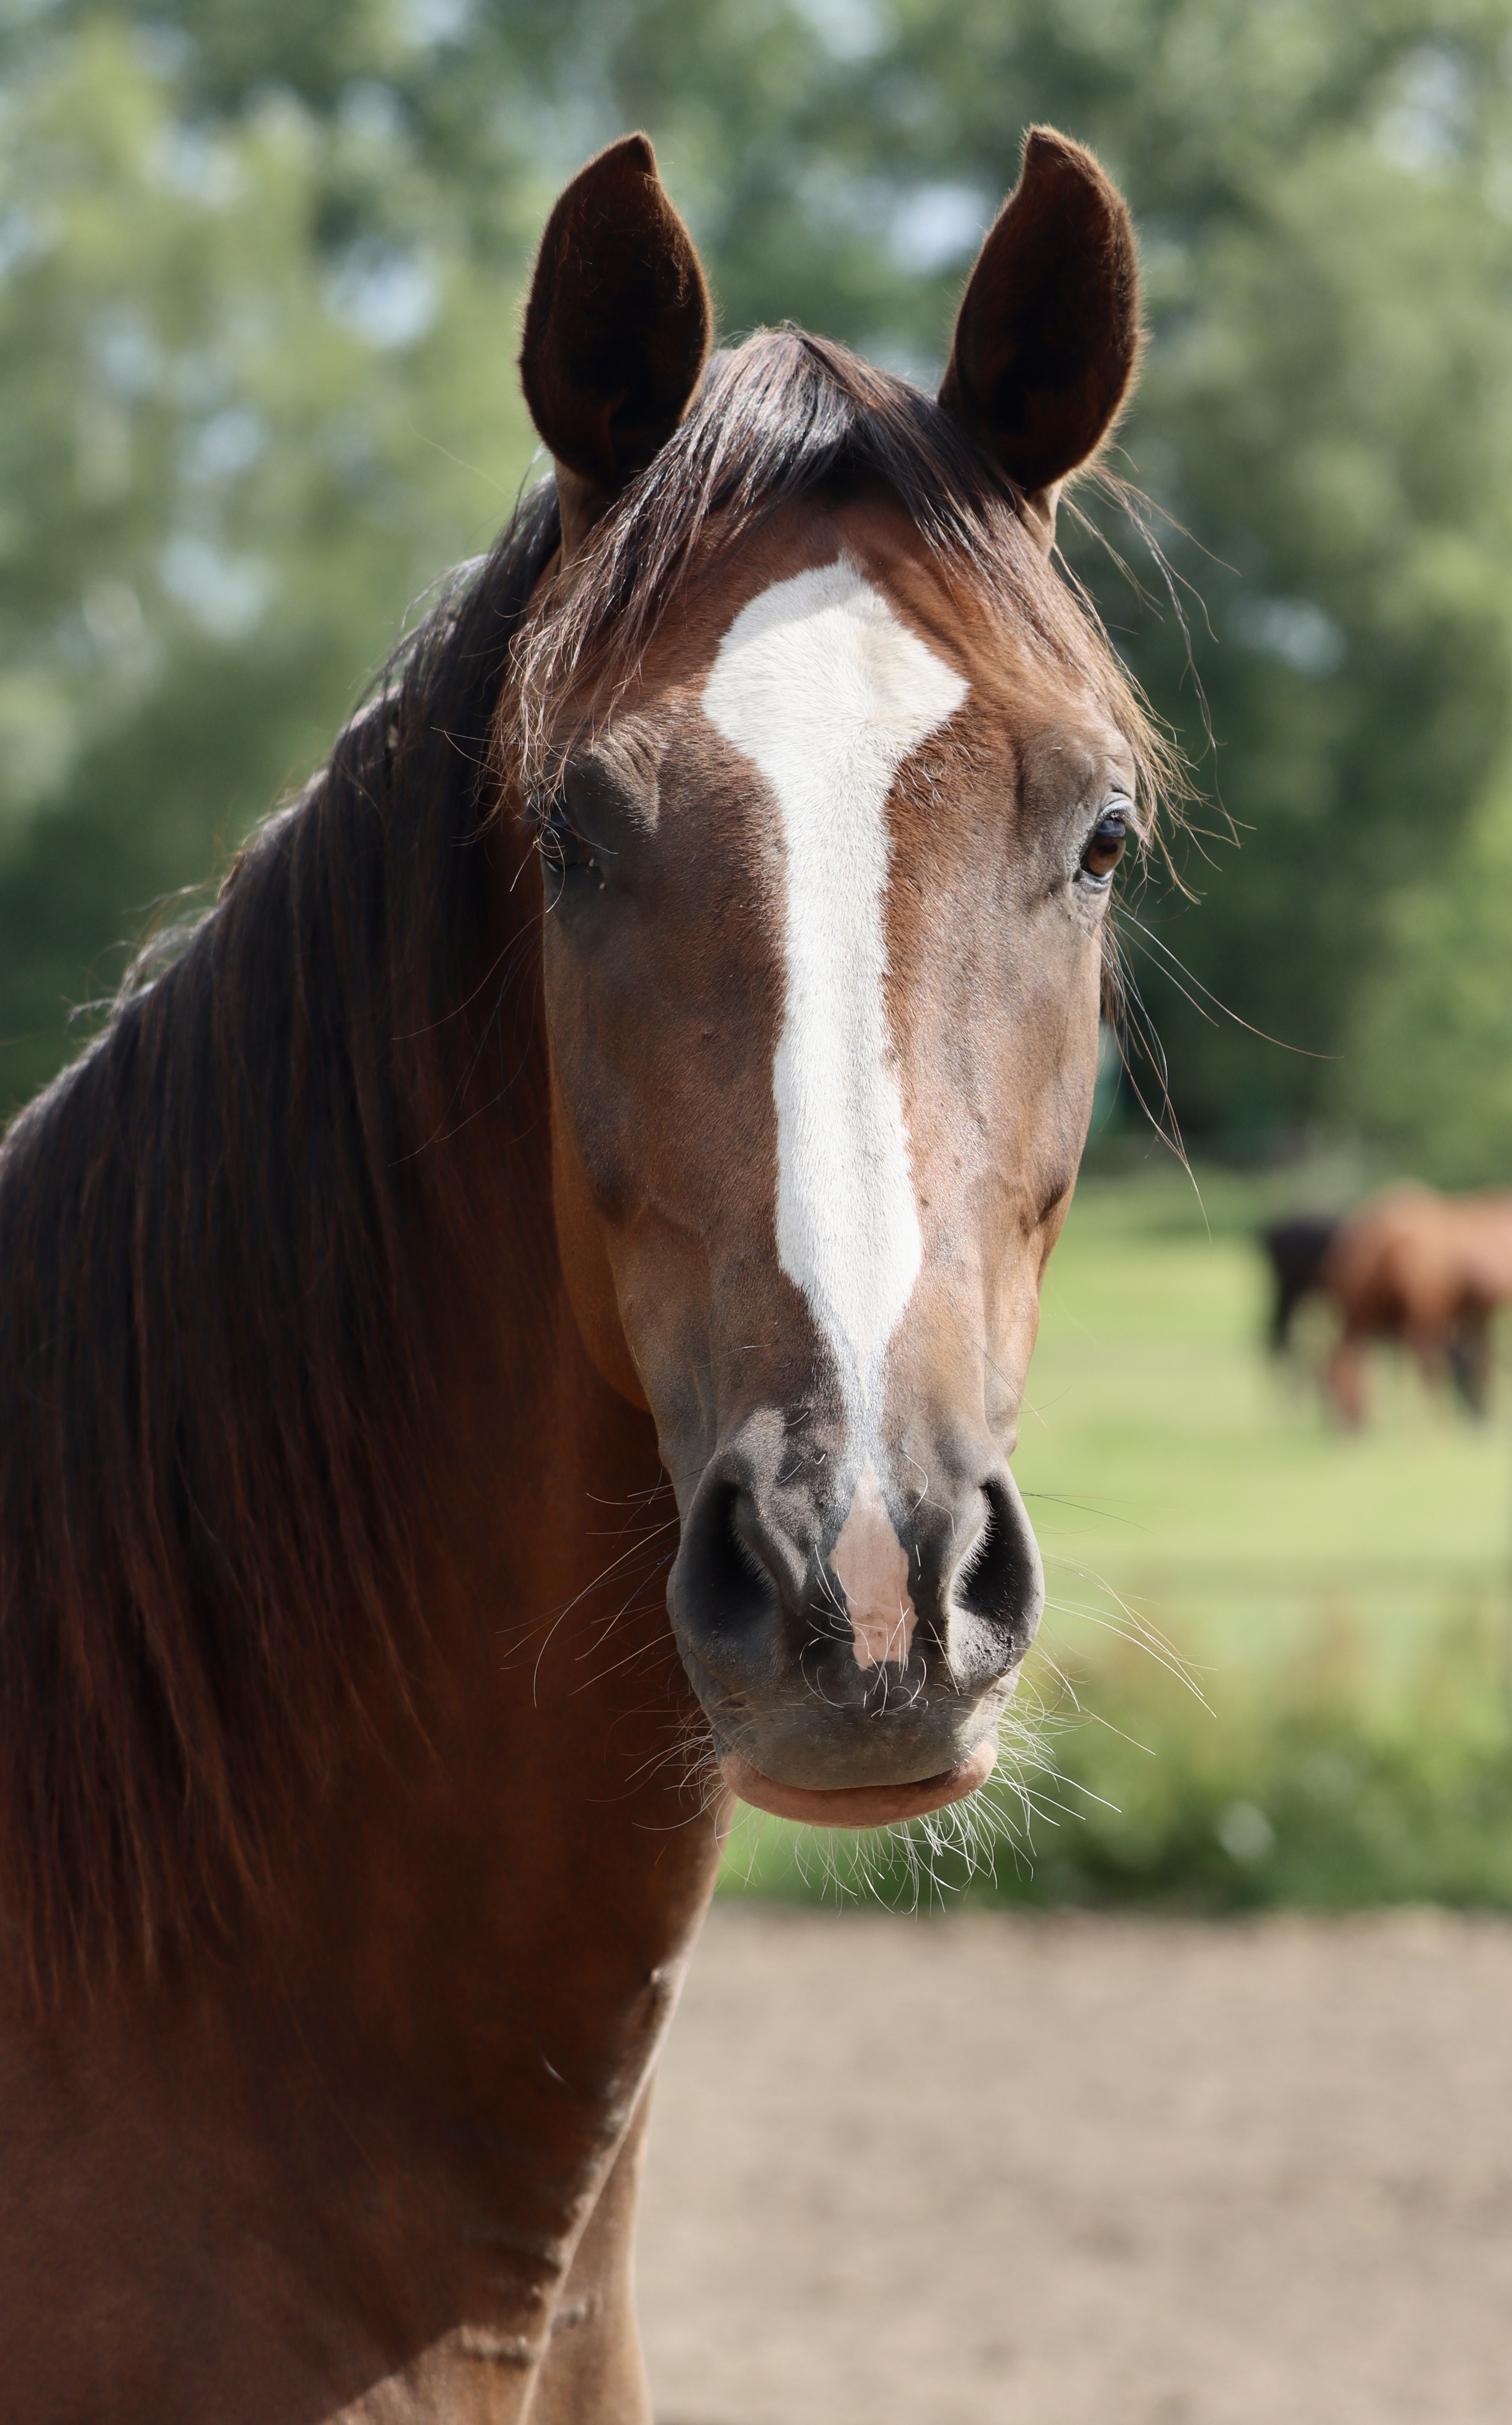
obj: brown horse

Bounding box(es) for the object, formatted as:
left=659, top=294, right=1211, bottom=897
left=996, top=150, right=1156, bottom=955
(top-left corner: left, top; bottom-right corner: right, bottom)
left=1323, top=1184, right=1512, bottom=1422
left=0, top=129, right=1161, bottom=2418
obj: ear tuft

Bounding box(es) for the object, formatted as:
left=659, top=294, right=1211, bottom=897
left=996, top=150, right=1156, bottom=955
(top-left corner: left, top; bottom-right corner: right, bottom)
left=520, top=133, right=712, bottom=506
left=939, top=127, right=1140, bottom=538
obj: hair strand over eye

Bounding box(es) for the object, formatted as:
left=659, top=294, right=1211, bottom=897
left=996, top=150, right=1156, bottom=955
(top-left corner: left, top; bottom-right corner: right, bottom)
left=540, top=808, right=599, bottom=878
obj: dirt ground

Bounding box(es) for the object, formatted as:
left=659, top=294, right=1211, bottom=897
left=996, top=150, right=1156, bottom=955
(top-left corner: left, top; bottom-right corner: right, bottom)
left=636, top=1902, right=1512, bottom=2425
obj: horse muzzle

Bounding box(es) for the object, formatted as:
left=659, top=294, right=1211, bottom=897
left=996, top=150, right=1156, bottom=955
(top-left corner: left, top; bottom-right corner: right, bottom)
left=666, top=1410, right=1044, bottom=1823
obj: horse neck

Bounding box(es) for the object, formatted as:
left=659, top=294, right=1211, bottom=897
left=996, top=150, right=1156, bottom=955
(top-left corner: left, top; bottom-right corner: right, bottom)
left=230, top=836, right=720, bottom=2277
left=254, top=1259, right=717, bottom=2327
left=4, top=834, right=722, bottom=2384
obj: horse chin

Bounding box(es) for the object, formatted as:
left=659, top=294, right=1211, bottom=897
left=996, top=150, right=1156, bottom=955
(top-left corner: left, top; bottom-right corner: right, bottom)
left=717, top=1736, right=998, bottom=1830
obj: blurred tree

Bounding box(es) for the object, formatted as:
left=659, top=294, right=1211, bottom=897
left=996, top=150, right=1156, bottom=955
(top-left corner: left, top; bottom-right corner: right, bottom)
left=0, top=12, right=540, bottom=1108
left=809, top=0, right=1512, bottom=1148
left=5, top=0, right=1512, bottom=1168
left=1345, top=768, right=1512, bottom=1183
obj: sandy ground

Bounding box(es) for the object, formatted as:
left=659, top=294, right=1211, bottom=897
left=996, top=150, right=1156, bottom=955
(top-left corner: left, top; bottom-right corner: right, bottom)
left=635, top=1903, right=1512, bottom=2425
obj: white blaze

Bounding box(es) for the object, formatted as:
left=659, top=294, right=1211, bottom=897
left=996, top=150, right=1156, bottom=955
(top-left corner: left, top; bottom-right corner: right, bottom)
left=701, top=555, right=968, bottom=1433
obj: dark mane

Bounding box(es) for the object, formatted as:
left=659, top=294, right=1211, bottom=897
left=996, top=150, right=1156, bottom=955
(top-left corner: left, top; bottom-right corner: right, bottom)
left=0, top=486, right=560, bottom=1996
left=506, top=329, right=1178, bottom=826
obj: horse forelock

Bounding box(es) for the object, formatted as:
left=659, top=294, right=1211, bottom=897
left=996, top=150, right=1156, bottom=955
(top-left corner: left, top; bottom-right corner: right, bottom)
left=498, top=327, right=1178, bottom=833
left=0, top=488, right=561, bottom=2002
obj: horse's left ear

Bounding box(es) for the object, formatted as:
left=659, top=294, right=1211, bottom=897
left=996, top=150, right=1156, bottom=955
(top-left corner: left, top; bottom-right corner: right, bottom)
left=939, top=127, right=1140, bottom=556
left=521, top=132, right=713, bottom=562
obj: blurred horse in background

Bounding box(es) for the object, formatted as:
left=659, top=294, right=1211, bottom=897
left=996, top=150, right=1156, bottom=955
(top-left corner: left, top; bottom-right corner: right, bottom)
left=1260, top=1212, right=1341, bottom=1357
left=1321, top=1185, right=1512, bottom=1424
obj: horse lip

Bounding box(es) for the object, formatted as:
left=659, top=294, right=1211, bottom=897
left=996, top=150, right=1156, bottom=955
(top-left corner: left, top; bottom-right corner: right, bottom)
left=716, top=1737, right=998, bottom=1830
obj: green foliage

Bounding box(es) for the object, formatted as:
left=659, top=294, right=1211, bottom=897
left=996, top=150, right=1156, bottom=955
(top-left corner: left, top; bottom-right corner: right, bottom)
left=0, top=13, right=538, bottom=1107
left=1345, top=772, right=1512, bottom=1183
left=1025, top=1624, right=1512, bottom=1911
left=6, top=0, right=1512, bottom=1155
left=1119, top=68, right=1512, bottom=1146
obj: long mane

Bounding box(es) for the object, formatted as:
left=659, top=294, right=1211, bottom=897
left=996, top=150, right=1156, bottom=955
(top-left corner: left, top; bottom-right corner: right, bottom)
left=0, top=487, right=560, bottom=1996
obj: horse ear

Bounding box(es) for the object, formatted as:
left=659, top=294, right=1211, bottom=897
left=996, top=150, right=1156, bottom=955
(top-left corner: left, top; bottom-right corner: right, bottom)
left=939, top=127, right=1140, bottom=556
left=520, top=133, right=713, bottom=561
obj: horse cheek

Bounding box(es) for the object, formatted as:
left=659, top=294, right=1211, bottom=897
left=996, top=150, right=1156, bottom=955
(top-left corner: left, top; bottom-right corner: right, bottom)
left=548, top=1053, right=652, bottom=1412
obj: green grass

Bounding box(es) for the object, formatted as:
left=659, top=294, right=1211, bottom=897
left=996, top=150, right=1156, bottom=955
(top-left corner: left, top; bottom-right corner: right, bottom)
left=721, top=1157, right=1512, bottom=1910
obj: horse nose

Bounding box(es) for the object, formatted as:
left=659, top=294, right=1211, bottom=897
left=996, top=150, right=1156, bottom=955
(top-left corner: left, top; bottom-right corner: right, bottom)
left=667, top=1446, right=803, bottom=1680
left=668, top=1427, right=1043, bottom=1697
left=927, top=1462, right=1045, bottom=1677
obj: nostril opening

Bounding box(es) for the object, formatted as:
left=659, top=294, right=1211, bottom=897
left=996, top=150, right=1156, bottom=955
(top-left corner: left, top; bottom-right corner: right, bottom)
left=680, top=1481, right=778, bottom=1637
left=954, top=1479, right=1039, bottom=1637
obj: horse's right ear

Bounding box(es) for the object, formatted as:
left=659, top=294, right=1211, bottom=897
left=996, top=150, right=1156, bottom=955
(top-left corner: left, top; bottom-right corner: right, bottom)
left=939, top=127, right=1140, bottom=556
left=520, top=133, right=712, bottom=562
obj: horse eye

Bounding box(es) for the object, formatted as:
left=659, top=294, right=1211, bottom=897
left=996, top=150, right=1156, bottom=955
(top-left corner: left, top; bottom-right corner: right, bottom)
left=1079, top=813, right=1127, bottom=885
left=540, top=810, right=598, bottom=876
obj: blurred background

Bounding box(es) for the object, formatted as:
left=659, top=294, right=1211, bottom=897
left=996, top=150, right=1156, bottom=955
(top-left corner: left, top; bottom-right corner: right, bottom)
left=6, top=0, right=1512, bottom=1911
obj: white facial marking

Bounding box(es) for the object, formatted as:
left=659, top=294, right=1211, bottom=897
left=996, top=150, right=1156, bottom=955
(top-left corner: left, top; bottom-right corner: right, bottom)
left=831, top=1461, right=918, bottom=1669
left=701, top=554, right=968, bottom=1429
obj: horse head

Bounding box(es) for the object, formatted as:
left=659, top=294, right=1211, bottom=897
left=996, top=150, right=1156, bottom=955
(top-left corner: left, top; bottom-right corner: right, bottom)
left=505, top=130, right=1152, bottom=1829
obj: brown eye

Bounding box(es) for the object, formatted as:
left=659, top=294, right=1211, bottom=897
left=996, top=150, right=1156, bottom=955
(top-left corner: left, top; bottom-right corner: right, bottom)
left=1079, top=813, right=1127, bottom=886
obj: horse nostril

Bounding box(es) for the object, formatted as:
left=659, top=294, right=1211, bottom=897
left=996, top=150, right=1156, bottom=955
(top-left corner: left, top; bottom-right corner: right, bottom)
left=954, top=1476, right=1042, bottom=1650
left=678, top=1480, right=778, bottom=1635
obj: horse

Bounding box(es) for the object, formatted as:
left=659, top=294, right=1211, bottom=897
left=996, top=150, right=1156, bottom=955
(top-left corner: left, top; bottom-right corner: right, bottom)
left=1260, top=1212, right=1341, bottom=1355
left=1321, top=1184, right=1512, bottom=1423
left=0, top=127, right=1162, bottom=2418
